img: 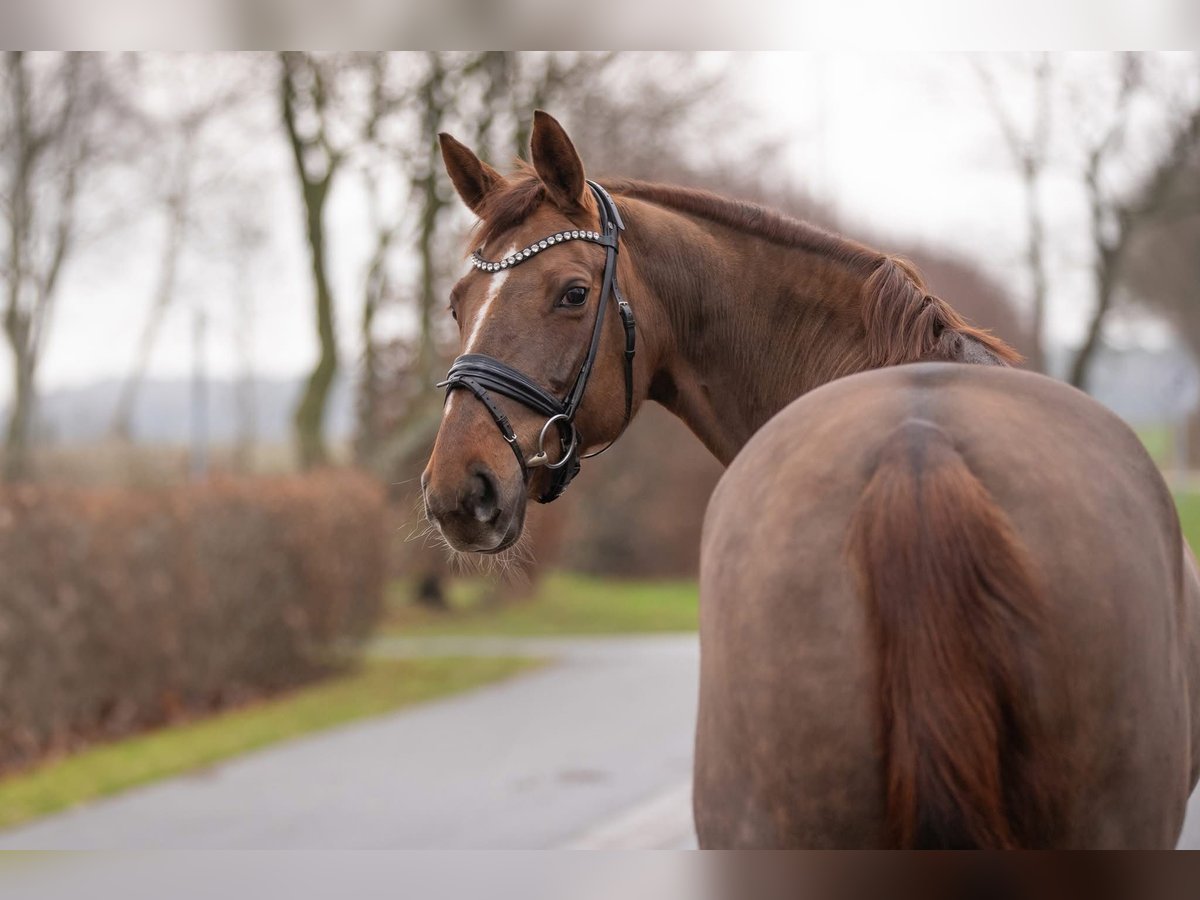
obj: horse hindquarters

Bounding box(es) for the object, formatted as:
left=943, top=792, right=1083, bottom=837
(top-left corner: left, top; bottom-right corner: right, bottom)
left=1183, top=546, right=1200, bottom=794
left=696, top=365, right=1195, bottom=849
left=847, top=418, right=1062, bottom=849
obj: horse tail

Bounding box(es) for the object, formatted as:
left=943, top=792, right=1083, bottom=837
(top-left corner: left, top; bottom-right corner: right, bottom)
left=847, top=418, right=1059, bottom=848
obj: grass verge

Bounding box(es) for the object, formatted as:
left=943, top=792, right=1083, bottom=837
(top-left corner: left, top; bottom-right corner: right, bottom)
left=1138, top=424, right=1174, bottom=468
left=385, top=572, right=699, bottom=636
left=0, top=656, right=538, bottom=831
left=389, top=488, right=1200, bottom=640
left=1176, top=491, right=1200, bottom=556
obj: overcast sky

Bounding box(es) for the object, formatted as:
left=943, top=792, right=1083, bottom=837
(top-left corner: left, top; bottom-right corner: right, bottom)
left=8, top=52, right=1196, bottom=403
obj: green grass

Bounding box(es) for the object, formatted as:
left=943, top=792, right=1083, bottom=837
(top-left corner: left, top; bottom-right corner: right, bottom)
left=1138, top=424, right=1175, bottom=468
left=385, top=571, right=699, bottom=636
left=0, top=656, right=537, bottom=830
left=390, top=488, right=1200, bottom=641
left=1176, top=491, right=1200, bottom=556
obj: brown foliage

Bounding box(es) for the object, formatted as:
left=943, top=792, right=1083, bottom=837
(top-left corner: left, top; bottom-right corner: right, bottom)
left=560, top=406, right=723, bottom=577
left=0, top=469, right=385, bottom=772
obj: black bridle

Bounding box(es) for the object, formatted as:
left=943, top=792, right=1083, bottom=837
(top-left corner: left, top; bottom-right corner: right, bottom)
left=437, top=181, right=636, bottom=503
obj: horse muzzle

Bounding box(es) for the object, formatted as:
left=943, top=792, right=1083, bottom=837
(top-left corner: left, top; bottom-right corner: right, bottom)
left=421, top=462, right=525, bottom=554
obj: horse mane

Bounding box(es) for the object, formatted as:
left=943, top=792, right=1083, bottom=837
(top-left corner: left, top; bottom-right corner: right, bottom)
left=474, top=167, right=1021, bottom=368
left=601, top=176, right=881, bottom=273
left=861, top=257, right=1022, bottom=367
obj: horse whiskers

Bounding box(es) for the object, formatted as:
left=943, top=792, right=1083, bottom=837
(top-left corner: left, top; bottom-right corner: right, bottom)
left=401, top=494, right=438, bottom=545
left=405, top=486, right=537, bottom=579
left=488, top=532, right=536, bottom=582
left=433, top=527, right=536, bottom=581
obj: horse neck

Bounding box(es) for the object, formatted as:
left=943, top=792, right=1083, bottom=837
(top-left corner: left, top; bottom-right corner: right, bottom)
left=624, top=203, right=877, bottom=464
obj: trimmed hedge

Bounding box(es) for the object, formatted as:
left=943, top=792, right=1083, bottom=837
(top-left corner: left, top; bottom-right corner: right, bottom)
left=561, top=406, right=723, bottom=577
left=0, top=470, right=385, bottom=773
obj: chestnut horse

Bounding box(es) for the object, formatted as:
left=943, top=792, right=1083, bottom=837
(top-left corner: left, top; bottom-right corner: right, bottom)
left=422, top=111, right=1200, bottom=848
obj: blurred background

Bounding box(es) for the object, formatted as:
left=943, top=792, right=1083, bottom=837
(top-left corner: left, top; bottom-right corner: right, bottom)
left=1, top=51, right=1200, bottom=850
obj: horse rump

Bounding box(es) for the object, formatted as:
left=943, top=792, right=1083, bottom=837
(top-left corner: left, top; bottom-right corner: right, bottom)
left=847, top=418, right=1062, bottom=848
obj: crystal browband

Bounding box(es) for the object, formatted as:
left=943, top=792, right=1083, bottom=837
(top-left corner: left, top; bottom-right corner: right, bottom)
left=469, top=229, right=614, bottom=273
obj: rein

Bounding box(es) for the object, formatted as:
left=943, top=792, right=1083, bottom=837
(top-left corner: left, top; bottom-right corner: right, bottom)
left=438, top=181, right=637, bottom=503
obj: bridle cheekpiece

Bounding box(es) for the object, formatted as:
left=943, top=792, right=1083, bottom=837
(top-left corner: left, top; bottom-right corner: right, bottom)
left=437, top=181, right=636, bottom=504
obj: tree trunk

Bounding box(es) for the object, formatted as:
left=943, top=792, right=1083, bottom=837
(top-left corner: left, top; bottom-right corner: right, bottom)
left=413, top=572, right=449, bottom=612
left=1, top=52, right=86, bottom=481
left=111, top=183, right=188, bottom=440
left=1069, top=157, right=1126, bottom=391
left=1022, top=164, right=1048, bottom=374
left=356, top=268, right=381, bottom=464
left=232, top=256, right=258, bottom=475
left=1068, top=260, right=1116, bottom=390
left=280, top=54, right=340, bottom=470
left=354, top=164, right=392, bottom=466
left=415, top=55, right=448, bottom=385
left=3, top=325, right=34, bottom=482
left=293, top=177, right=338, bottom=468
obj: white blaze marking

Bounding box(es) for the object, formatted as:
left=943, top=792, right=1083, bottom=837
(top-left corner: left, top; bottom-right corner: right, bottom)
left=445, top=245, right=515, bottom=417
left=464, top=244, right=515, bottom=353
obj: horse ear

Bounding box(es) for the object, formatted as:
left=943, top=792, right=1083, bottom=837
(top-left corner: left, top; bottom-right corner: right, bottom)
left=439, top=132, right=503, bottom=215
left=530, top=110, right=586, bottom=210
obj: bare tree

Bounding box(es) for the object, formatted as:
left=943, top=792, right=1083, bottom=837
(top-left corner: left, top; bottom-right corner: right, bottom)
left=230, top=215, right=266, bottom=474
left=355, top=165, right=394, bottom=463
left=109, top=122, right=194, bottom=440
left=1124, top=159, right=1200, bottom=348
left=0, top=52, right=100, bottom=481
left=1067, top=55, right=1200, bottom=389
left=975, top=54, right=1054, bottom=373
left=411, top=53, right=453, bottom=389
left=109, top=75, right=249, bottom=443
left=356, top=52, right=499, bottom=474
left=279, top=51, right=347, bottom=469
left=352, top=53, right=422, bottom=466
left=1122, top=135, right=1200, bottom=462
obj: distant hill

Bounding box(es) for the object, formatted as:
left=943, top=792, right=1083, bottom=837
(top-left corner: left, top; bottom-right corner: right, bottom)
left=9, top=339, right=1197, bottom=449
left=17, top=374, right=355, bottom=446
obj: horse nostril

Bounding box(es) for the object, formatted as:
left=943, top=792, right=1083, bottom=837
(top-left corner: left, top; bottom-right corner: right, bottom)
left=465, top=469, right=500, bottom=524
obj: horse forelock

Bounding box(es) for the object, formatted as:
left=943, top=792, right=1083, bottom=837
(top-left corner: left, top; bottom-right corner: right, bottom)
left=470, top=162, right=602, bottom=251
left=471, top=164, right=544, bottom=248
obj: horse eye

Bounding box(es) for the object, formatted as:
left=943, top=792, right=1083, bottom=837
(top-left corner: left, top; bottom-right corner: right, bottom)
left=559, top=287, right=588, bottom=308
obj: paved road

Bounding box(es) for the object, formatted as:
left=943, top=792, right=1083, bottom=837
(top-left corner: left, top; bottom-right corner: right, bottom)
left=1181, top=795, right=1200, bottom=849
left=0, top=635, right=699, bottom=850
left=3, top=631, right=1200, bottom=850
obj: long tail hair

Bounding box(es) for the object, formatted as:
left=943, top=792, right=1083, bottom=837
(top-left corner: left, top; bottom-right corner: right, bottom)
left=847, top=418, right=1061, bottom=848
